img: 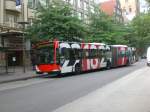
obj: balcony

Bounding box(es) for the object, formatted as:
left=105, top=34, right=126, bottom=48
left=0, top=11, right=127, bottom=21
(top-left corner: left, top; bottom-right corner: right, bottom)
left=5, top=0, right=21, bottom=12
left=3, top=22, right=20, bottom=29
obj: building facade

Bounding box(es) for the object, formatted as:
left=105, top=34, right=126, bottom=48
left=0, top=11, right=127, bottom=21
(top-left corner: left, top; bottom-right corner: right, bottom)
left=64, top=0, right=96, bottom=23
left=0, top=0, right=31, bottom=73
left=119, top=0, right=140, bottom=22
left=100, top=0, right=124, bottom=23
left=27, top=0, right=96, bottom=24
left=139, top=0, right=149, bottom=13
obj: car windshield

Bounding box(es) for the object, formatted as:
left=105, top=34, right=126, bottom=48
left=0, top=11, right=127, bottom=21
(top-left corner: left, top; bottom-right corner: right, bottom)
left=36, top=45, right=54, bottom=64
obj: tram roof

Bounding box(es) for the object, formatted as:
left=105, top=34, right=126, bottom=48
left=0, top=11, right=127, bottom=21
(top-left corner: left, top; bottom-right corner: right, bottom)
left=88, top=43, right=106, bottom=46
left=111, top=45, right=128, bottom=47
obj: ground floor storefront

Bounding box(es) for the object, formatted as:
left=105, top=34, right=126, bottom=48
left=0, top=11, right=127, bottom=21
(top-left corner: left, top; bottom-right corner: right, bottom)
left=0, top=32, right=31, bottom=74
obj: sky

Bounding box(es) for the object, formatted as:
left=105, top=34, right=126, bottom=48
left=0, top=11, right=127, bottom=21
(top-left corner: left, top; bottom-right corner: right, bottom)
left=95, top=0, right=110, bottom=3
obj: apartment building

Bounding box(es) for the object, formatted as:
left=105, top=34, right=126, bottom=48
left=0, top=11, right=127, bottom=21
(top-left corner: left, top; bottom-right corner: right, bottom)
left=0, top=0, right=31, bottom=73
left=27, top=0, right=96, bottom=23
left=65, top=0, right=95, bottom=23
left=100, top=0, right=124, bottom=23
left=119, top=0, right=140, bottom=22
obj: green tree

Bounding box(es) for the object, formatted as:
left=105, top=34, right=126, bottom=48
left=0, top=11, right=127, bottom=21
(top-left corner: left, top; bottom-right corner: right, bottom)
left=87, top=7, right=112, bottom=43
left=131, top=14, right=150, bottom=55
left=146, top=0, right=150, bottom=4
left=88, top=6, right=130, bottom=45
left=26, top=0, right=86, bottom=42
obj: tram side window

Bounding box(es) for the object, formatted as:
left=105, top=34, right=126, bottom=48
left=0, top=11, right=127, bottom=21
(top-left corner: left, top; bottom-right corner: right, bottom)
left=105, top=50, right=112, bottom=59
left=125, top=51, right=128, bottom=56
left=82, top=49, right=90, bottom=58
left=99, top=49, right=105, bottom=58
left=90, top=49, right=97, bottom=58
left=99, top=49, right=102, bottom=58
left=69, top=49, right=75, bottom=60
left=60, top=48, right=70, bottom=59
left=74, top=49, right=81, bottom=59
left=56, top=48, right=60, bottom=64
left=118, top=51, right=122, bottom=57
left=119, top=51, right=125, bottom=57
left=101, top=50, right=108, bottom=61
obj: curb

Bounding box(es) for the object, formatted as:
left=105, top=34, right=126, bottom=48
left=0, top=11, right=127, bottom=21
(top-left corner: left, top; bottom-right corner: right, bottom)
left=0, top=75, right=40, bottom=84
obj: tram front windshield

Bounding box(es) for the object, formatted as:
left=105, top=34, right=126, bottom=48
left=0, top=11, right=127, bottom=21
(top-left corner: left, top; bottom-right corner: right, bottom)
left=36, top=45, right=54, bottom=64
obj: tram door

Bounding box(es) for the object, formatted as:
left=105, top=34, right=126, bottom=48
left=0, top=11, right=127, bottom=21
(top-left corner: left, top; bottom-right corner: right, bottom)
left=111, top=47, right=118, bottom=67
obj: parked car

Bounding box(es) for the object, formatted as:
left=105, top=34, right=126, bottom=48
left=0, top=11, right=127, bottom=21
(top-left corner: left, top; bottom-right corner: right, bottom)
left=141, top=55, right=147, bottom=59
left=146, top=47, right=150, bottom=66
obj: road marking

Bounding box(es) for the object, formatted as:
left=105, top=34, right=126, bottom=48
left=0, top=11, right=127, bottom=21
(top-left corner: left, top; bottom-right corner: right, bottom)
left=0, top=78, right=54, bottom=92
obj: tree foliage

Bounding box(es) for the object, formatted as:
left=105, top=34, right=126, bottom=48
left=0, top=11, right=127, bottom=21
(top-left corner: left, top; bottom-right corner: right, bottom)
left=26, top=0, right=86, bottom=41
left=131, top=13, right=150, bottom=55
left=146, top=0, right=150, bottom=4
left=27, top=1, right=134, bottom=47
left=88, top=6, right=130, bottom=45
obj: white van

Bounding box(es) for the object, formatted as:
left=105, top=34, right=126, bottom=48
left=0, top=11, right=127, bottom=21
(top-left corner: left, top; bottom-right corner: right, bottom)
left=147, top=47, right=150, bottom=66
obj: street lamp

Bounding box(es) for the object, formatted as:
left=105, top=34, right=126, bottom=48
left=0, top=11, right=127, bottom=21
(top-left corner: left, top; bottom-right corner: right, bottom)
left=18, top=21, right=29, bottom=73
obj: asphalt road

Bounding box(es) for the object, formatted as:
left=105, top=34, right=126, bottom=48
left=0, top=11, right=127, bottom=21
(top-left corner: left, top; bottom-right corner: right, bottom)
left=0, top=60, right=146, bottom=112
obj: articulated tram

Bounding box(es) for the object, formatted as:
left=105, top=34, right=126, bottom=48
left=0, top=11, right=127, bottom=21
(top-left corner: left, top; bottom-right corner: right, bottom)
left=33, top=40, right=136, bottom=76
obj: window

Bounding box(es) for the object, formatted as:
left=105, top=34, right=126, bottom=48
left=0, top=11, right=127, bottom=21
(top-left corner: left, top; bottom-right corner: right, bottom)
left=82, top=49, right=90, bottom=58
left=90, top=6, right=94, bottom=13
left=119, top=50, right=126, bottom=57
left=36, top=46, right=54, bottom=64
left=84, top=14, right=88, bottom=20
left=60, top=48, right=70, bottom=59
left=129, top=7, right=132, bottom=12
left=0, top=51, right=6, bottom=66
left=84, top=2, right=88, bottom=11
left=74, top=49, right=81, bottom=59
left=28, top=18, right=33, bottom=26
left=78, top=12, right=82, bottom=19
left=90, top=49, right=97, bottom=58
left=28, top=0, right=36, bottom=9
left=0, top=38, right=2, bottom=47
left=77, top=0, right=81, bottom=8
left=123, top=7, right=126, bottom=12
left=69, top=0, right=74, bottom=5
left=6, top=15, right=9, bottom=22
left=5, top=14, right=18, bottom=24
left=99, top=49, right=105, bottom=57
left=28, top=0, right=32, bottom=8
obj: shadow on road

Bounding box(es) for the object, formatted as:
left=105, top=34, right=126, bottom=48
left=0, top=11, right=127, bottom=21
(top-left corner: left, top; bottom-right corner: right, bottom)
left=39, top=64, right=136, bottom=79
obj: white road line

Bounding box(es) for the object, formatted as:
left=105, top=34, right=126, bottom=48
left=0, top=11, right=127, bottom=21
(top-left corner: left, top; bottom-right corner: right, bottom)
left=0, top=78, right=54, bottom=92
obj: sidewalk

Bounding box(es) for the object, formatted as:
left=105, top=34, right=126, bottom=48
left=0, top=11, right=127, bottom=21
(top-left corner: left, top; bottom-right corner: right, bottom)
left=53, top=66, right=150, bottom=112
left=0, top=67, right=39, bottom=84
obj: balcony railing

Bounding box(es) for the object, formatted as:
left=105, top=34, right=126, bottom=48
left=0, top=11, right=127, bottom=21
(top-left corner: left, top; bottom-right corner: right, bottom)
left=0, top=22, right=22, bottom=32
left=4, top=22, right=20, bottom=29
left=5, top=0, right=21, bottom=12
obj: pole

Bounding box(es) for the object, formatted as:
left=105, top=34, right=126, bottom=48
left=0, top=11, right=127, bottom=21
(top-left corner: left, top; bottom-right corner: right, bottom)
left=22, top=29, right=26, bottom=73
left=18, top=1, right=29, bottom=73
left=22, top=1, right=26, bottom=73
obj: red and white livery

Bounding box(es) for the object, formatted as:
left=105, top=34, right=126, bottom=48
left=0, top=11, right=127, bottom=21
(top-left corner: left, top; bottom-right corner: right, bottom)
left=33, top=40, right=135, bottom=76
